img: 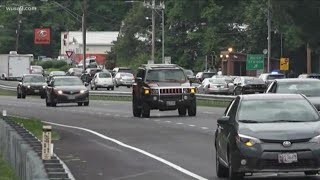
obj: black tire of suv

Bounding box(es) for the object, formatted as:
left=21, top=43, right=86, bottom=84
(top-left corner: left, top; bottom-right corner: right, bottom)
left=178, top=107, right=187, bottom=116
left=132, top=97, right=142, bottom=117
left=45, top=96, right=51, bottom=107
left=21, top=93, right=26, bottom=99
left=141, top=103, right=150, bottom=118
left=216, top=151, right=228, bottom=178
left=111, top=87, right=114, bottom=91
left=17, top=90, right=21, bottom=99
left=84, top=102, right=89, bottom=106
left=188, top=100, right=196, bottom=116
left=228, top=151, right=244, bottom=180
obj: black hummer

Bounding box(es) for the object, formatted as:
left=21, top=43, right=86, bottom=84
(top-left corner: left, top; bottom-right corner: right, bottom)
left=132, top=64, right=197, bottom=118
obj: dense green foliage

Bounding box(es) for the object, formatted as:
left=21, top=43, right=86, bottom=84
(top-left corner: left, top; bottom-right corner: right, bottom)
left=0, top=0, right=319, bottom=73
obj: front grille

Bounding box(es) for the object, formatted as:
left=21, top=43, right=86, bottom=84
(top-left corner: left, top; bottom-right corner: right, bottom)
left=258, top=159, right=316, bottom=169
left=63, top=91, right=80, bottom=95
left=30, top=86, right=42, bottom=90
left=160, top=88, right=182, bottom=94
left=160, top=95, right=182, bottom=101
left=261, top=138, right=311, bottom=144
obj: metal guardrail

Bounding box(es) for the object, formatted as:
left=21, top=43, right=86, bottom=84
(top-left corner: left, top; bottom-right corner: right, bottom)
left=0, top=84, right=235, bottom=101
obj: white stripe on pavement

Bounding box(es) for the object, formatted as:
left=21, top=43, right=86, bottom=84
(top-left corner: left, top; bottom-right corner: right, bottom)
left=44, top=121, right=208, bottom=180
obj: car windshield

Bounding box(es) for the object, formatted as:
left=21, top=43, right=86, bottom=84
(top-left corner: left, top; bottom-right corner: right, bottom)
left=267, top=74, right=285, bottom=80
left=146, top=69, right=187, bottom=82
left=24, top=76, right=45, bottom=83
left=99, top=73, right=111, bottom=78
left=51, top=71, right=66, bottom=76
left=277, top=81, right=320, bottom=97
left=238, top=99, right=319, bottom=123
left=203, top=73, right=216, bottom=79
left=185, top=70, right=194, bottom=76
left=120, top=73, right=134, bottom=78
left=54, top=78, right=83, bottom=86
left=209, top=78, right=226, bottom=84
left=244, top=78, right=264, bottom=84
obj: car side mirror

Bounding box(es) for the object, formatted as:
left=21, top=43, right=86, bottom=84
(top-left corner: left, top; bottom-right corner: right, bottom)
left=84, top=82, right=89, bottom=86
left=217, top=116, right=230, bottom=124
left=136, top=77, right=142, bottom=83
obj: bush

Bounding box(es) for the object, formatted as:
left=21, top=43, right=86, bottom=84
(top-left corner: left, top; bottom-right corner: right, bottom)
left=53, top=61, right=67, bottom=68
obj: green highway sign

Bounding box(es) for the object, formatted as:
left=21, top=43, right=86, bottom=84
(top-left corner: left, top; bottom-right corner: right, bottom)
left=246, top=54, right=264, bottom=70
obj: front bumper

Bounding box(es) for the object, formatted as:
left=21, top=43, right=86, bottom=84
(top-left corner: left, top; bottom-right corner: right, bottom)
left=24, top=87, right=46, bottom=95
left=142, top=93, right=196, bottom=110
left=231, top=142, right=320, bottom=173
left=53, top=92, right=89, bottom=103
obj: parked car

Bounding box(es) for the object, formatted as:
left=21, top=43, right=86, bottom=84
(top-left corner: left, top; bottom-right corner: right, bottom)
left=17, top=74, right=46, bottom=99
left=298, top=73, right=320, bottom=79
left=114, top=72, right=135, bottom=88
left=67, top=68, right=83, bottom=77
left=30, top=65, right=44, bottom=75
left=198, top=78, right=234, bottom=94
left=195, top=72, right=216, bottom=82
left=45, top=76, right=89, bottom=107
left=266, top=78, right=320, bottom=110
left=215, top=94, right=320, bottom=179
left=259, top=72, right=285, bottom=85
left=90, top=72, right=114, bottom=90
left=233, top=76, right=267, bottom=95
left=47, top=71, right=66, bottom=83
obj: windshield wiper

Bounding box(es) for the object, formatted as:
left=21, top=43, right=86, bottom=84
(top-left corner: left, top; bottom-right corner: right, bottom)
left=267, top=120, right=305, bottom=123
left=238, top=120, right=260, bottom=123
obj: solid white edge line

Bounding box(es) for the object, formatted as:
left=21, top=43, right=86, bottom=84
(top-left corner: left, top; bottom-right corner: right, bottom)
left=43, top=121, right=208, bottom=180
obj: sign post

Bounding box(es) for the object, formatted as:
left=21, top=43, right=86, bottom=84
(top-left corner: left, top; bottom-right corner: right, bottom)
left=42, top=125, right=52, bottom=160
left=280, top=58, right=289, bottom=71
left=66, top=51, right=74, bottom=59
left=246, top=54, right=264, bottom=71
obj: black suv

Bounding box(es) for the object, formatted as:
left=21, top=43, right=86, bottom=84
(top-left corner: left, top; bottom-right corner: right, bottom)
left=17, top=74, right=47, bottom=99
left=132, top=64, right=197, bottom=118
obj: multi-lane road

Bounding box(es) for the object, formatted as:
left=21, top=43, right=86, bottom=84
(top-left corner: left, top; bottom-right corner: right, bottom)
left=0, top=96, right=318, bottom=180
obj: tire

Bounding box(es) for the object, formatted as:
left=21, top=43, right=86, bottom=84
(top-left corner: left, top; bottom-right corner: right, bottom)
left=228, top=151, right=244, bottom=180
left=106, top=88, right=110, bottom=91
left=216, top=150, right=228, bottom=178
left=40, top=94, right=45, bottom=99
left=127, top=86, right=130, bottom=88
left=83, top=102, right=89, bottom=106
left=132, top=97, right=142, bottom=117
left=141, top=103, right=150, bottom=118
left=178, top=107, right=187, bottom=116
left=78, top=102, right=83, bottom=106
left=111, top=87, right=114, bottom=91
left=116, top=85, right=119, bottom=88
left=17, top=89, right=21, bottom=99
left=45, top=96, right=51, bottom=107
left=188, top=100, right=196, bottom=116
left=305, top=171, right=318, bottom=176
left=21, top=92, right=26, bottom=99
left=90, top=84, right=93, bottom=90
left=95, top=86, right=98, bottom=90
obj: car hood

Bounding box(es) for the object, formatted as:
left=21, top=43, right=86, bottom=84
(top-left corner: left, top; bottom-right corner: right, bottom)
left=23, top=82, right=47, bottom=86
left=54, top=86, right=87, bottom=91
left=147, top=82, right=191, bottom=88
left=239, top=122, right=320, bottom=140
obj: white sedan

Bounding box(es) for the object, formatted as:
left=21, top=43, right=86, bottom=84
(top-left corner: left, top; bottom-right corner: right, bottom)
left=90, top=72, right=114, bottom=90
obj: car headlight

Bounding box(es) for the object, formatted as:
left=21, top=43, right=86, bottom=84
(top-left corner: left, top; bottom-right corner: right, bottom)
left=27, top=85, right=31, bottom=88
left=309, top=135, right=320, bottom=144
left=151, top=89, right=159, bottom=95
left=236, top=134, right=261, bottom=147
left=42, top=85, right=46, bottom=89
left=144, top=88, right=150, bottom=95
left=80, top=90, right=87, bottom=94
left=57, top=90, right=63, bottom=95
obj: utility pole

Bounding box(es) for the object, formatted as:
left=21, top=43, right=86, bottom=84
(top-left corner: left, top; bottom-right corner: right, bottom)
left=151, top=0, right=155, bottom=64
left=15, top=9, right=22, bottom=52
left=267, top=0, right=271, bottom=72
left=82, top=0, right=87, bottom=72
left=161, top=3, right=165, bottom=64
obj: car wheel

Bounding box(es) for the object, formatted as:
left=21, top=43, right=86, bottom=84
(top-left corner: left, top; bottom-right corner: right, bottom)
left=90, top=85, right=93, bottom=90
left=305, top=171, right=318, bottom=176
left=21, top=92, right=26, bottom=99
left=106, top=88, right=110, bottom=91
left=127, top=86, right=130, bottom=88
left=141, top=103, right=150, bottom=118
left=216, top=150, right=228, bottom=178
left=40, top=94, right=45, bottom=99
left=83, top=102, right=89, bottom=106
left=78, top=102, right=83, bottom=106
left=45, top=96, right=51, bottom=107
left=228, top=151, right=244, bottom=180
left=116, top=85, right=119, bottom=88
left=17, top=89, right=21, bottom=99
left=95, top=86, right=98, bottom=90
left=188, top=100, right=196, bottom=116
left=132, top=97, right=142, bottom=117
left=111, top=87, right=114, bottom=91
left=178, top=107, right=187, bottom=116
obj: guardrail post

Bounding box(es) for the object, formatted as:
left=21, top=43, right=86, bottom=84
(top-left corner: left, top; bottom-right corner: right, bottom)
left=42, top=125, right=52, bottom=160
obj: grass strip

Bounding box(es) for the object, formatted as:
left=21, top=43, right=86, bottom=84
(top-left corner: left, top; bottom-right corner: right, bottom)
left=0, top=89, right=16, bottom=96
left=0, top=155, right=18, bottom=180
left=10, top=117, right=60, bottom=141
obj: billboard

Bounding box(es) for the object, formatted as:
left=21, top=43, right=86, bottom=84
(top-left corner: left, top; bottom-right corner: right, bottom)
left=34, top=28, right=51, bottom=44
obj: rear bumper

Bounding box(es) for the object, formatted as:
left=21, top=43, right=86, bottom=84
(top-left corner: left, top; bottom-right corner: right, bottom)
left=96, top=83, right=114, bottom=88
left=207, top=88, right=231, bottom=94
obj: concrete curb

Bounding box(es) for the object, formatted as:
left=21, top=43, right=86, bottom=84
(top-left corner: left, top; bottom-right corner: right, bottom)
left=0, top=117, right=48, bottom=180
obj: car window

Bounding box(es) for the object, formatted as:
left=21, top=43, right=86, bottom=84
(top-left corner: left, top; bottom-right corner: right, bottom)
left=237, top=99, right=319, bottom=122
left=99, top=73, right=111, bottom=78
left=23, top=76, right=45, bottom=83
left=276, top=81, right=320, bottom=97
left=209, top=78, right=226, bottom=84
left=224, top=100, right=235, bottom=116
left=266, top=74, right=285, bottom=80
left=146, top=69, right=187, bottom=82
left=54, top=78, right=83, bottom=86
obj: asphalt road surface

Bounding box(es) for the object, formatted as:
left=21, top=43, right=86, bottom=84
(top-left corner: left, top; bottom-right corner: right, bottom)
left=0, top=96, right=319, bottom=180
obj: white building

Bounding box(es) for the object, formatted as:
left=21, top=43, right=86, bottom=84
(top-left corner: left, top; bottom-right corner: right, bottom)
left=60, top=31, right=119, bottom=64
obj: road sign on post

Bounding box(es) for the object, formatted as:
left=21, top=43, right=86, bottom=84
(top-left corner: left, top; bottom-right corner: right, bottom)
left=42, top=125, right=52, bottom=160
left=246, top=54, right=264, bottom=70
left=66, top=51, right=73, bottom=58
left=280, top=58, right=289, bottom=71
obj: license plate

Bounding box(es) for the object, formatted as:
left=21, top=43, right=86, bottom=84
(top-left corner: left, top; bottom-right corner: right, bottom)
left=68, top=95, right=75, bottom=100
left=278, top=153, right=298, bottom=163
left=166, top=101, right=176, bottom=106
left=34, top=90, right=39, bottom=93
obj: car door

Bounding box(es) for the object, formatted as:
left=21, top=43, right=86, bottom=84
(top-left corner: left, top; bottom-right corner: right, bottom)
left=216, top=99, right=235, bottom=161
left=92, top=74, right=98, bottom=86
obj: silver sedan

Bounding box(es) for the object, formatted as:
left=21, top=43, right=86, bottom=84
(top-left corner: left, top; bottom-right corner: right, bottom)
left=198, top=78, right=234, bottom=94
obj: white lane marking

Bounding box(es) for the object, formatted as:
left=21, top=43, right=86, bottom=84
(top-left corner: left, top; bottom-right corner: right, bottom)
left=165, top=121, right=171, bottom=123
left=105, top=113, right=111, bottom=116
left=154, top=119, right=160, bottom=122
left=202, top=111, right=217, bottom=115
left=176, top=122, right=184, bottom=125
left=201, top=127, right=209, bottom=130
left=44, top=121, right=207, bottom=180
left=188, top=124, right=195, bottom=127
left=114, top=114, right=120, bottom=117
